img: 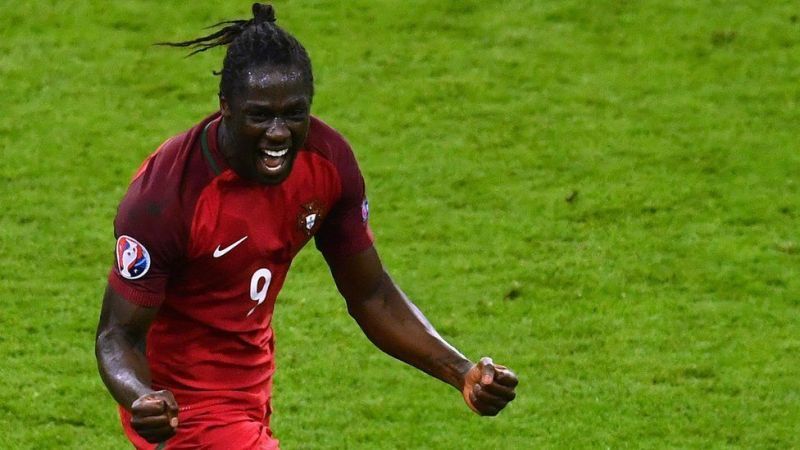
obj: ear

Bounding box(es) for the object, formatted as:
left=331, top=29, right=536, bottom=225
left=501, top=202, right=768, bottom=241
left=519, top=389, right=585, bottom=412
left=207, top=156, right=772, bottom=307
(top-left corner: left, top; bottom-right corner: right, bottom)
left=219, top=94, right=231, bottom=118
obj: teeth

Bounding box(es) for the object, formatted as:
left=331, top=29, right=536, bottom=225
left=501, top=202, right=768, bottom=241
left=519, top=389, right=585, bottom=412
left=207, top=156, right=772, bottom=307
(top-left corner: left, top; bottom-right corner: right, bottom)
left=262, top=148, right=288, bottom=158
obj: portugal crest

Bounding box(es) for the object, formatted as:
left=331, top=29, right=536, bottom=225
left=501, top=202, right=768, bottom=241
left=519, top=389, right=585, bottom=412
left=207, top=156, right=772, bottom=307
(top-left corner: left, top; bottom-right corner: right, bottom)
left=297, top=201, right=322, bottom=236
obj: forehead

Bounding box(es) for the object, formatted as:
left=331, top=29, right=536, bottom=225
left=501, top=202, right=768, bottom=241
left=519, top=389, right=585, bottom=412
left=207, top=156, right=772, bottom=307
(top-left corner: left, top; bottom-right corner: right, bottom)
left=234, top=65, right=310, bottom=105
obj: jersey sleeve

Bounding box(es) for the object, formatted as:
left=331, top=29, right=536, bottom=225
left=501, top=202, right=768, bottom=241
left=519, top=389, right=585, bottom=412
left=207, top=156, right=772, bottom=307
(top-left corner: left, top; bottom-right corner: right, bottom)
left=108, top=146, right=187, bottom=307
left=314, top=139, right=374, bottom=259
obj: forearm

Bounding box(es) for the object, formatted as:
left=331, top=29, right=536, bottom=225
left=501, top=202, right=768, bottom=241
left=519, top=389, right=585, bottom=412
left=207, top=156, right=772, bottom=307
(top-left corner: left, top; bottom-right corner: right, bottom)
left=95, top=328, right=154, bottom=411
left=348, top=272, right=473, bottom=390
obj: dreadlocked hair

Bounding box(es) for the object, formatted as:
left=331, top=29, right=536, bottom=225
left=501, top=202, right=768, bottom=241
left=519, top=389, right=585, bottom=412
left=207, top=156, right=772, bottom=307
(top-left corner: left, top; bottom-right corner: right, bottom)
left=159, top=3, right=313, bottom=100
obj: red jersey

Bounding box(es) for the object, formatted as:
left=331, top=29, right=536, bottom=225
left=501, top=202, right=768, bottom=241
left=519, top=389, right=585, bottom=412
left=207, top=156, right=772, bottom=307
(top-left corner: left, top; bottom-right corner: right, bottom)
left=109, top=112, right=373, bottom=410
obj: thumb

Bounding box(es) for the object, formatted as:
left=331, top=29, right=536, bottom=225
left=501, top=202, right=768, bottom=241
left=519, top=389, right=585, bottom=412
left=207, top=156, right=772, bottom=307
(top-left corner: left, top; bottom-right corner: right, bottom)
left=162, top=392, right=179, bottom=413
left=160, top=391, right=180, bottom=428
left=479, top=357, right=495, bottom=385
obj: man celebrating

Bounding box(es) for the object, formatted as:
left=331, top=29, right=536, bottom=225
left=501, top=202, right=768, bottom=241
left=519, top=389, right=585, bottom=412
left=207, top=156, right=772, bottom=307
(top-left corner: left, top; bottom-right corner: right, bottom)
left=95, top=4, right=517, bottom=448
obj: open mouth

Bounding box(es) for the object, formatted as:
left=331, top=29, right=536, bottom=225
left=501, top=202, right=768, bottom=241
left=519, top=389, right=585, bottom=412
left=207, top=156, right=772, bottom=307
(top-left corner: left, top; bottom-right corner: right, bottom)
left=258, top=147, right=289, bottom=174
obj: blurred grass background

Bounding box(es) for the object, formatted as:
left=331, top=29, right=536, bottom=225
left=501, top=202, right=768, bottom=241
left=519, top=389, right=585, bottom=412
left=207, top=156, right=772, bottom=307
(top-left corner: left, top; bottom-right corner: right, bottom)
left=0, top=1, right=798, bottom=448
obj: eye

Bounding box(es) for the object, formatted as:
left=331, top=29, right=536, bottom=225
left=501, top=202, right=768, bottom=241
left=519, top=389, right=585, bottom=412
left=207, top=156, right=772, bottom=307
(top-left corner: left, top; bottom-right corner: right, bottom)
left=247, top=112, right=271, bottom=122
left=287, top=109, right=308, bottom=121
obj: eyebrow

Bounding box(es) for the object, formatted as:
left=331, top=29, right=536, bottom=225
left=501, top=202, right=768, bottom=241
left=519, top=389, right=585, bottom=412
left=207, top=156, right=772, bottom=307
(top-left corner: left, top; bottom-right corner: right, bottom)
left=243, top=97, right=309, bottom=110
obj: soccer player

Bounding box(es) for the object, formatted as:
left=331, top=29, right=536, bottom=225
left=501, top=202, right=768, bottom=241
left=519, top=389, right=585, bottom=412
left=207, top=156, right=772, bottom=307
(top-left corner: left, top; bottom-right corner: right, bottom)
left=95, top=4, right=518, bottom=448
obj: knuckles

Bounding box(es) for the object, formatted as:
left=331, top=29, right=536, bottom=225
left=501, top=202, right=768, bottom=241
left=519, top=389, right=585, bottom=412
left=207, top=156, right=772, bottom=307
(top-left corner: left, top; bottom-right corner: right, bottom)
left=473, top=386, right=515, bottom=416
left=464, top=360, right=519, bottom=417
left=130, top=390, right=179, bottom=442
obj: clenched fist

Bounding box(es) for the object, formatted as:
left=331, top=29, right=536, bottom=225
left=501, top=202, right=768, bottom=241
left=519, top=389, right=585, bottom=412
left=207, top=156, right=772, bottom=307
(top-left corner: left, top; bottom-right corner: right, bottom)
left=462, top=357, right=518, bottom=416
left=130, top=390, right=179, bottom=443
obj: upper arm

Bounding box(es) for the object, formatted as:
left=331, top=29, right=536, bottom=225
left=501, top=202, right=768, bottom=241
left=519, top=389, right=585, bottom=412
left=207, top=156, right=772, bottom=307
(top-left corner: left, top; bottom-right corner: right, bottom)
left=323, top=245, right=386, bottom=306
left=313, top=124, right=374, bottom=258
left=96, top=283, right=159, bottom=346
left=109, top=137, right=189, bottom=308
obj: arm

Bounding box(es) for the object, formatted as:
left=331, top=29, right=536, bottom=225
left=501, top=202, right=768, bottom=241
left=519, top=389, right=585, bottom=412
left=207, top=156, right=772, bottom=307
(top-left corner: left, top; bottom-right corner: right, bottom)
left=324, top=246, right=518, bottom=415
left=95, top=284, right=178, bottom=442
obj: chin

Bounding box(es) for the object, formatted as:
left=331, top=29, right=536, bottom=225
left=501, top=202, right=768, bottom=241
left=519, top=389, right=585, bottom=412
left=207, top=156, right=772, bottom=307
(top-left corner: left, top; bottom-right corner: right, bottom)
left=254, top=158, right=295, bottom=185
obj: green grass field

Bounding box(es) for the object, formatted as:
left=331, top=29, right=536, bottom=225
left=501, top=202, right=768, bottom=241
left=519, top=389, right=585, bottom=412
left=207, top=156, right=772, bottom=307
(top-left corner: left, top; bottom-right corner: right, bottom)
left=1, top=1, right=799, bottom=448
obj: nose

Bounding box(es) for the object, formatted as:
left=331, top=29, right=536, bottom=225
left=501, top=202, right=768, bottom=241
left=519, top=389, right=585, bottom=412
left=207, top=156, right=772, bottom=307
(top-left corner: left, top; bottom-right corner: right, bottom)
left=264, top=118, right=290, bottom=143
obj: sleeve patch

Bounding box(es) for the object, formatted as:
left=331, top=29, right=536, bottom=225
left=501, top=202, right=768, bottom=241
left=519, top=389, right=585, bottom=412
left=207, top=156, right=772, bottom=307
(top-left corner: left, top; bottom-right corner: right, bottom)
left=116, top=235, right=151, bottom=280
left=361, top=198, right=369, bottom=223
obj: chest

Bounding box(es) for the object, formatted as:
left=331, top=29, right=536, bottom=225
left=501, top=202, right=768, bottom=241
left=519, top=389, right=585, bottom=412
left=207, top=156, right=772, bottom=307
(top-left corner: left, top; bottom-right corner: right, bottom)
left=190, top=188, right=328, bottom=265
left=164, top=152, right=340, bottom=321
left=188, top=156, right=339, bottom=265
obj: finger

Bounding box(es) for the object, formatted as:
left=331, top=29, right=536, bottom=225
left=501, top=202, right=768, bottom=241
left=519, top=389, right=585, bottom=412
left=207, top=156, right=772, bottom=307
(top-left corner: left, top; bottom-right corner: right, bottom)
left=494, top=367, right=519, bottom=388
left=479, top=357, right=495, bottom=385
left=480, top=406, right=501, bottom=417
left=138, top=427, right=177, bottom=444
left=131, top=414, right=173, bottom=429
left=158, top=392, right=179, bottom=428
left=481, top=381, right=517, bottom=401
left=132, top=415, right=179, bottom=433
left=136, top=423, right=177, bottom=438
left=469, top=386, right=480, bottom=408
left=167, top=402, right=179, bottom=416
left=474, top=385, right=511, bottom=409
left=471, top=390, right=501, bottom=417
left=157, top=390, right=179, bottom=415
left=132, top=398, right=166, bottom=415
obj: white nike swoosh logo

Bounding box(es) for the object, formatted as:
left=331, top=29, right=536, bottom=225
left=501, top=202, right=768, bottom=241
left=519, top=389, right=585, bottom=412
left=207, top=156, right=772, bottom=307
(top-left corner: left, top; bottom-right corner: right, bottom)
left=213, top=236, right=248, bottom=258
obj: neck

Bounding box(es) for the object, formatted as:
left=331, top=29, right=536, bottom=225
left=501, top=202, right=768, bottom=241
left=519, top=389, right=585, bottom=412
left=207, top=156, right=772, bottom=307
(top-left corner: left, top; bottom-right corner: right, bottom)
left=217, top=119, right=230, bottom=160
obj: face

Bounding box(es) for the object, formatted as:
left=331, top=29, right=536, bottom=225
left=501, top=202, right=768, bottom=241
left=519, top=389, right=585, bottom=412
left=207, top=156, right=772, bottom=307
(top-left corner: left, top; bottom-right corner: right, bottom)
left=219, top=65, right=312, bottom=185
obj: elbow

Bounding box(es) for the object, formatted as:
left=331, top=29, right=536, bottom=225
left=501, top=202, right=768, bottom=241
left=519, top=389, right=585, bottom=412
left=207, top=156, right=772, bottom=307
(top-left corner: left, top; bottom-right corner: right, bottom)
left=94, top=327, right=115, bottom=387
left=345, top=297, right=369, bottom=320
left=345, top=277, right=389, bottom=320
left=95, top=325, right=135, bottom=368
left=95, top=326, right=117, bottom=370
left=95, top=326, right=108, bottom=359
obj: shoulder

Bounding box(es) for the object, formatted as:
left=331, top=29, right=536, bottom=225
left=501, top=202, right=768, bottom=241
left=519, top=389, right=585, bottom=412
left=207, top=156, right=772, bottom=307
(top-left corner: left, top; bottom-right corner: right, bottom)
left=303, top=116, right=364, bottom=185
left=116, top=114, right=219, bottom=238
left=131, top=114, right=217, bottom=185
left=308, top=117, right=374, bottom=256
left=303, top=116, right=355, bottom=163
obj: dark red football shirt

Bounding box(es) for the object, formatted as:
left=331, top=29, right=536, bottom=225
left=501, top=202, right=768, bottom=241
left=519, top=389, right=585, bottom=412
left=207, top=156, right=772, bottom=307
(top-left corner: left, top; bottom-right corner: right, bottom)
left=109, top=112, right=373, bottom=409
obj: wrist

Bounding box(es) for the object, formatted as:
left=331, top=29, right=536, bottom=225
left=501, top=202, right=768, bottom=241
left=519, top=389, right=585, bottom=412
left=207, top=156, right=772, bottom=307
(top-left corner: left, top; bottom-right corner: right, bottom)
left=426, top=353, right=473, bottom=391
left=125, top=386, right=157, bottom=411
left=451, top=358, right=475, bottom=391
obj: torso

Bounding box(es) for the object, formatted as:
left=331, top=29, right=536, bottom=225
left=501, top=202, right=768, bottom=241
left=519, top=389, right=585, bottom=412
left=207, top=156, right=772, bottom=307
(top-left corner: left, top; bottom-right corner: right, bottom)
left=110, top=113, right=372, bottom=406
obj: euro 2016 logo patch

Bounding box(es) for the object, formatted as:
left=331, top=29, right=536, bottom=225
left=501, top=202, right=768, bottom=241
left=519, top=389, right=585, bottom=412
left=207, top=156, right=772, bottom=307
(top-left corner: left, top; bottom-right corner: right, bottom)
left=116, top=235, right=151, bottom=280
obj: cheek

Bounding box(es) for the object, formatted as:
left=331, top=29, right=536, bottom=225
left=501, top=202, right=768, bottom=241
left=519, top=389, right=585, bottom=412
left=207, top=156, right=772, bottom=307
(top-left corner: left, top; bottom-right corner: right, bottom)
left=291, top=122, right=310, bottom=146
left=237, top=122, right=266, bottom=140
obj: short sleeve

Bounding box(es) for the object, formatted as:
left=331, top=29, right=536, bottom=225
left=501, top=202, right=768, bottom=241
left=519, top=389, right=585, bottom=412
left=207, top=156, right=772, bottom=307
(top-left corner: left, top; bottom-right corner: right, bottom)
left=108, top=153, right=187, bottom=307
left=314, top=140, right=374, bottom=259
